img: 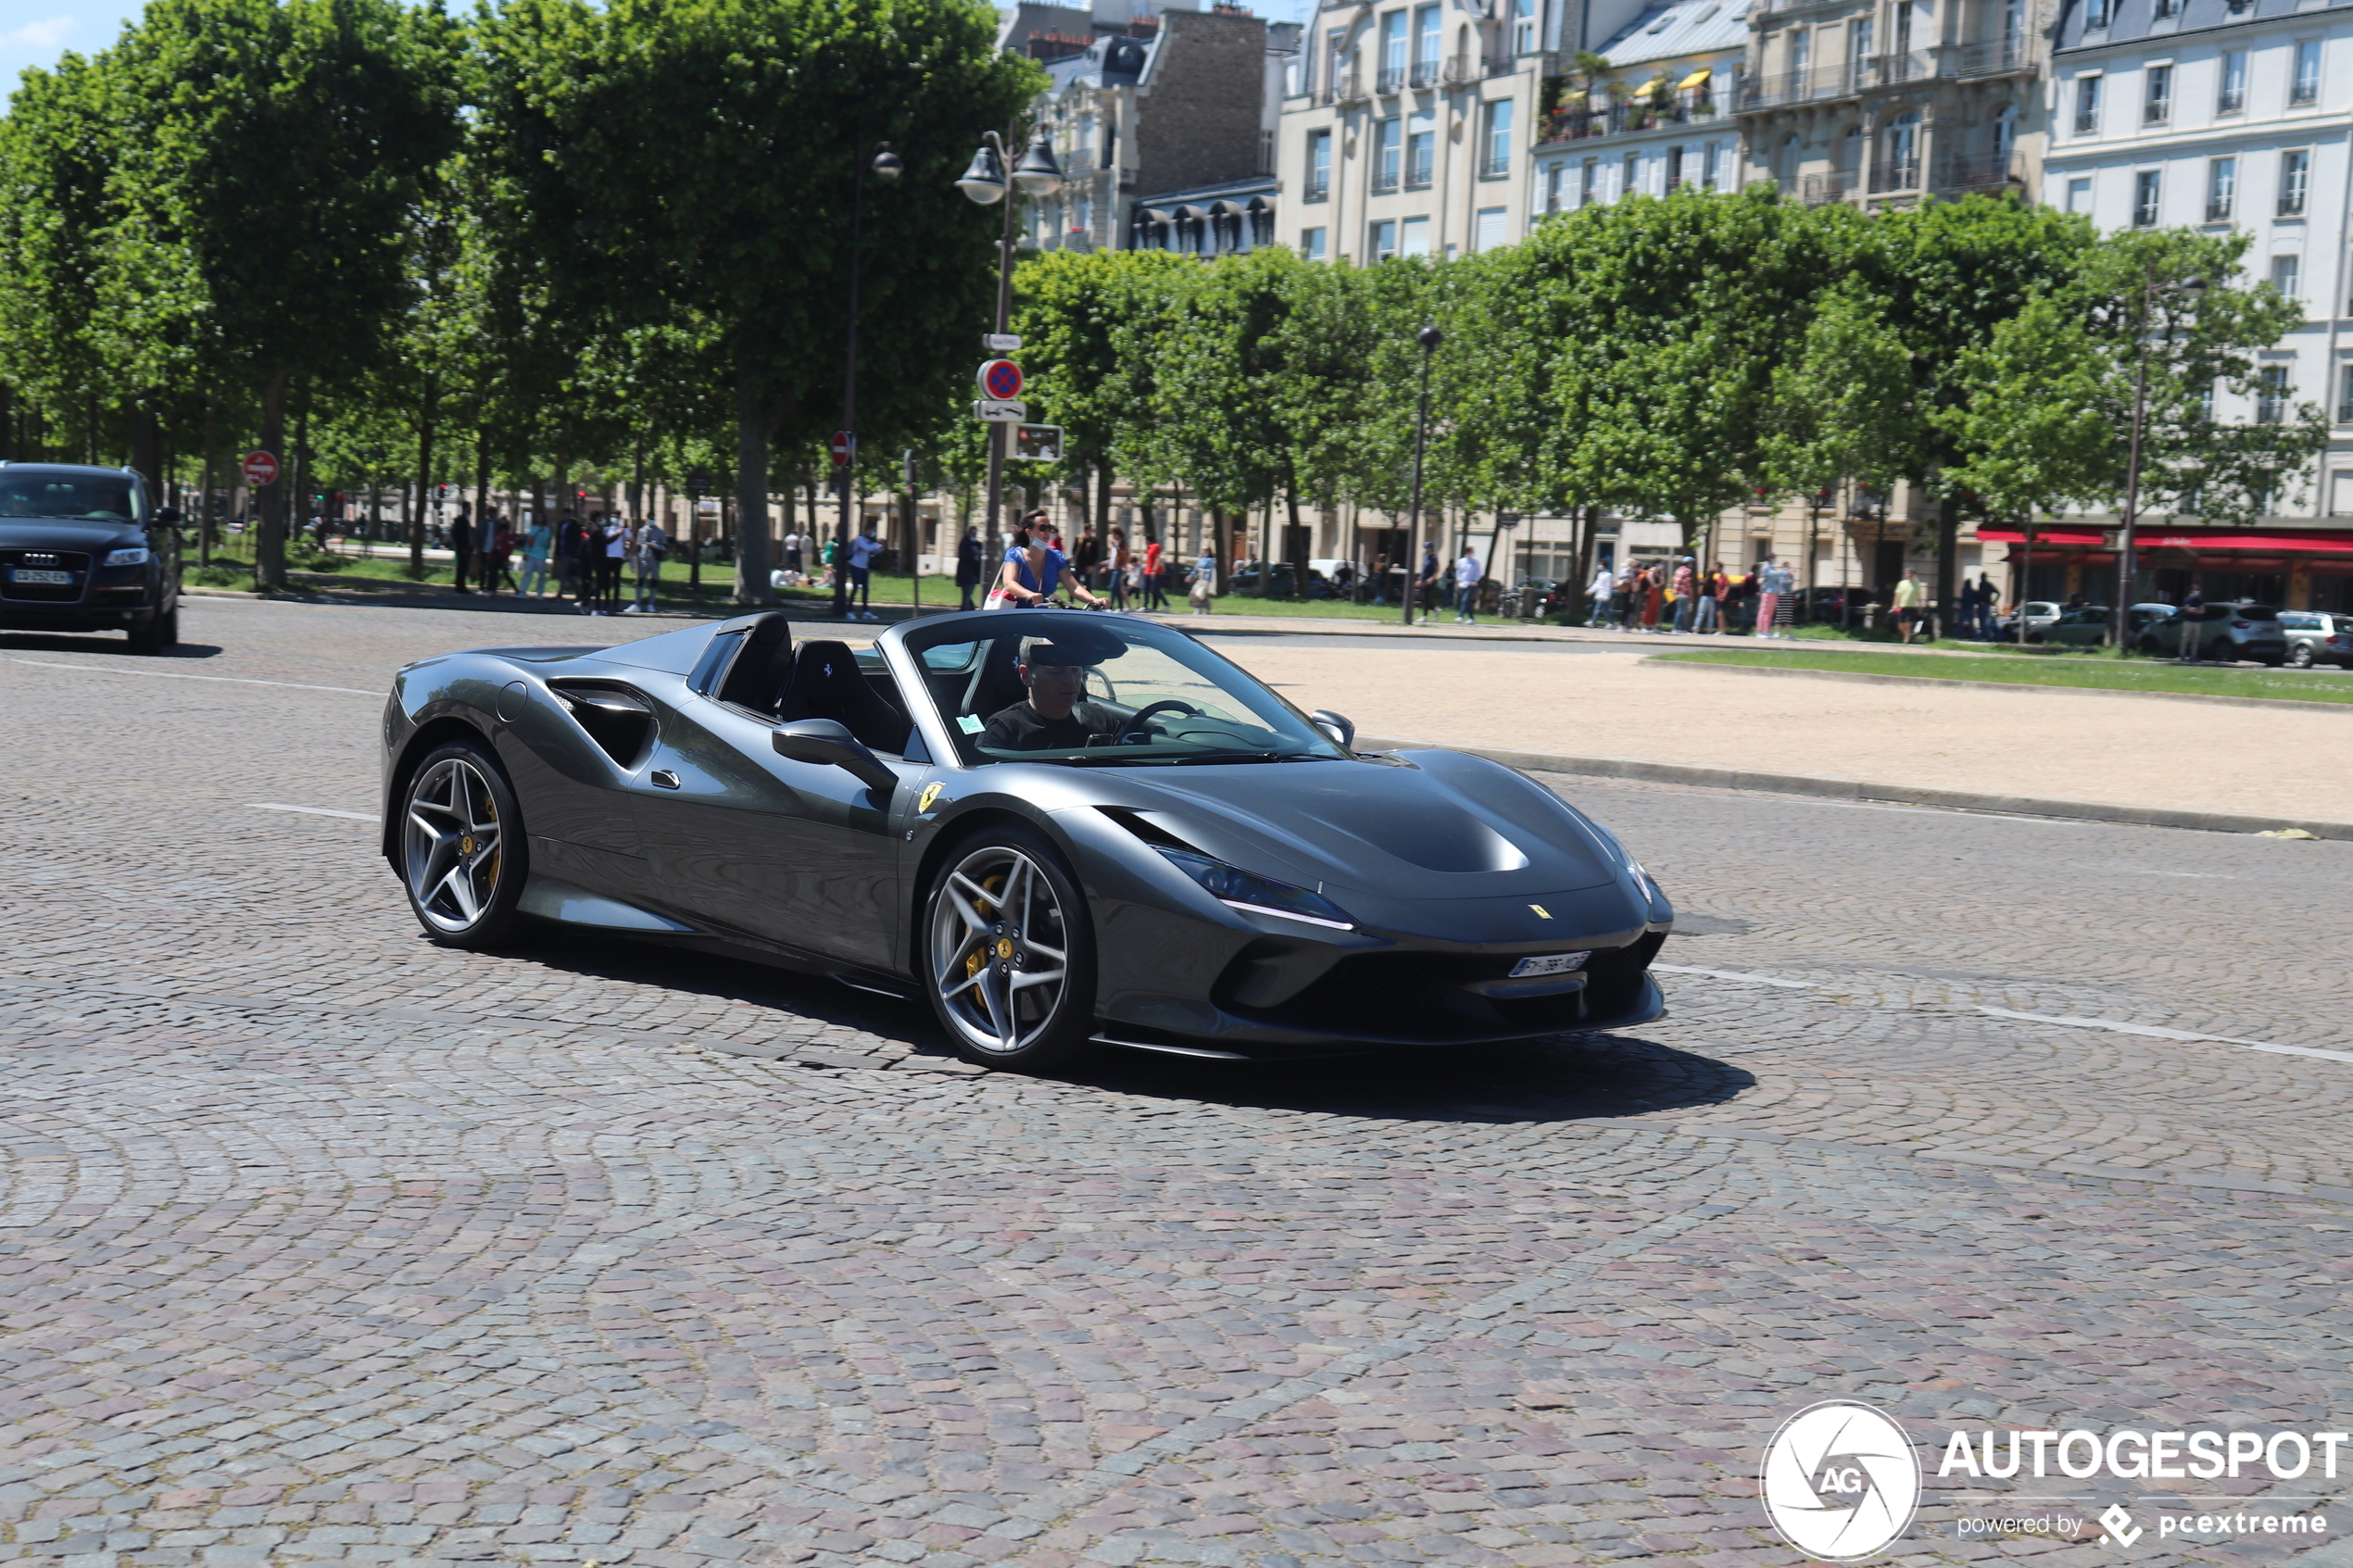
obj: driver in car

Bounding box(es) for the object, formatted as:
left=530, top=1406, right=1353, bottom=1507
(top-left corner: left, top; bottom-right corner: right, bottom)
left=981, top=638, right=1126, bottom=751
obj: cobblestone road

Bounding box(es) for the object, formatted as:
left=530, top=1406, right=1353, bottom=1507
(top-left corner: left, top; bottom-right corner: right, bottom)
left=3, top=599, right=2350, bottom=1568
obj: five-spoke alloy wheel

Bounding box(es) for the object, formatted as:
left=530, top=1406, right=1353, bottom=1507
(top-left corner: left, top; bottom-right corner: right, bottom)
left=925, top=829, right=1095, bottom=1069
left=401, top=739, right=527, bottom=947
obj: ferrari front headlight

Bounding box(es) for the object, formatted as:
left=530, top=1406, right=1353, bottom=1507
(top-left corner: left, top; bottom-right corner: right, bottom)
left=1156, top=847, right=1355, bottom=931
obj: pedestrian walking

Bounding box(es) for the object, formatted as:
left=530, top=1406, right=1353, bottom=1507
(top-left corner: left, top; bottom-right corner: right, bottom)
left=517, top=515, right=553, bottom=596
left=1893, top=569, right=1926, bottom=644
left=1975, top=573, right=1999, bottom=640
left=1585, top=558, right=1616, bottom=626
left=1188, top=547, right=1215, bottom=616
left=556, top=515, right=585, bottom=599
left=484, top=515, right=517, bottom=595
left=1640, top=566, right=1664, bottom=631
left=1753, top=558, right=1783, bottom=638
left=1671, top=558, right=1696, bottom=633
left=955, top=526, right=983, bottom=611
left=1453, top=546, right=1482, bottom=623
left=2177, top=585, right=2205, bottom=660
left=626, top=516, right=667, bottom=613
left=1143, top=537, right=1166, bottom=610
left=1106, top=527, right=1130, bottom=610
left=847, top=520, right=882, bottom=621
left=447, top=506, right=473, bottom=595
left=1072, top=525, right=1102, bottom=594
left=1417, top=545, right=1441, bottom=618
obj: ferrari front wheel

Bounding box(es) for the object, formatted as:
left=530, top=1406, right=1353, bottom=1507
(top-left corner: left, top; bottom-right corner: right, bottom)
left=925, top=828, right=1096, bottom=1070
left=400, top=738, right=528, bottom=947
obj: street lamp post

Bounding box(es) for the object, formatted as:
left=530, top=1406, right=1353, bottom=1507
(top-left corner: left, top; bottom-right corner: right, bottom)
left=1402, top=321, right=1441, bottom=626
left=956, top=129, right=1064, bottom=555
left=833, top=142, right=902, bottom=620
left=2112, top=270, right=2205, bottom=651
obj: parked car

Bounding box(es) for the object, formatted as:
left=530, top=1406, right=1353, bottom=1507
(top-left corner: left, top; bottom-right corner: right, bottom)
left=2024, top=604, right=2113, bottom=646
left=1992, top=600, right=2061, bottom=643
left=2135, top=601, right=2288, bottom=663
left=0, top=462, right=182, bottom=653
left=1806, top=585, right=1876, bottom=622
left=1227, top=559, right=1335, bottom=598
left=2274, top=610, right=2353, bottom=668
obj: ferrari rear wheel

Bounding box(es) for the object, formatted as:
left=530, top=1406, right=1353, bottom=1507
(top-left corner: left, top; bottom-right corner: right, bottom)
left=400, top=738, right=528, bottom=947
left=925, top=828, right=1096, bottom=1070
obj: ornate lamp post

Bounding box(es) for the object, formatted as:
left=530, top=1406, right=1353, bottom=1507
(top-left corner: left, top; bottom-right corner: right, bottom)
left=956, top=130, right=1063, bottom=550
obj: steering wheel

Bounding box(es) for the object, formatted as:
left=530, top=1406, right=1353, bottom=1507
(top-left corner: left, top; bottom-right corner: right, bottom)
left=1118, top=699, right=1200, bottom=743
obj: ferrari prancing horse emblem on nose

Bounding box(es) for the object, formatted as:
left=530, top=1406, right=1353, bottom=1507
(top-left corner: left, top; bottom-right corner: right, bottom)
left=917, top=783, right=945, bottom=814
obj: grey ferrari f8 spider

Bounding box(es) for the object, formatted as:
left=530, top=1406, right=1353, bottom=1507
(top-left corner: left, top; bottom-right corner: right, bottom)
left=380, top=608, right=1670, bottom=1070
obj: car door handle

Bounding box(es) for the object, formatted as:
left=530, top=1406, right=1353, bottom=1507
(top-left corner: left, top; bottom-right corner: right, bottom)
left=650, top=770, right=681, bottom=790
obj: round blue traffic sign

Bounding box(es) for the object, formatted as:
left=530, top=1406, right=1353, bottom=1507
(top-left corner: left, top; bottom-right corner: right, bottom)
left=978, top=358, right=1024, bottom=401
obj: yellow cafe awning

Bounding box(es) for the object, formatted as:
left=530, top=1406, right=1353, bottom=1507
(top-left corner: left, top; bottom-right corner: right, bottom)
left=1679, top=66, right=1713, bottom=88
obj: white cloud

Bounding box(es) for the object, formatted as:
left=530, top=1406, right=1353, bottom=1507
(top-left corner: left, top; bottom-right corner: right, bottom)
left=0, top=14, right=76, bottom=50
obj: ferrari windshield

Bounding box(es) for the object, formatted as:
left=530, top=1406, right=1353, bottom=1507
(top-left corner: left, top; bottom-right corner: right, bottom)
left=902, top=611, right=1348, bottom=767
left=0, top=472, right=138, bottom=522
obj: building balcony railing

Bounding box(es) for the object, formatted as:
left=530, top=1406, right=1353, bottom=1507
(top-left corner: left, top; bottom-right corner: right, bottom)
left=1867, top=156, right=1920, bottom=193
left=1377, top=64, right=1406, bottom=94
left=1443, top=51, right=1520, bottom=82
left=1304, top=173, right=1329, bottom=201
left=1409, top=58, right=1441, bottom=87
left=1478, top=149, right=1511, bottom=178
left=1936, top=150, right=2020, bottom=191
left=1738, top=40, right=2025, bottom=109
left=2205, top=194, right=2233, bottom=221
left=1537, top=92, right=1719, bottom=144
left=1785, top=168, right=1859, bottom=205
left=1371, top=168, right=1400, bottom=193
left=1405, top=156, right=1434, bottom=188
left=2257, top=396, right=2286, bottom=425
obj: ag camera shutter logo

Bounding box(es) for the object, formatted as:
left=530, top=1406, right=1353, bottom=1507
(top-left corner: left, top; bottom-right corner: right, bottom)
left=1761, top=1401, right=1923, bottom=1561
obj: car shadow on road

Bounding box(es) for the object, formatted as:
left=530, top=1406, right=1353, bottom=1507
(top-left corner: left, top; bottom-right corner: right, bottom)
left=0, top=632, right=226, bottom=659
left=484, top=926, right=1754, bottom=1127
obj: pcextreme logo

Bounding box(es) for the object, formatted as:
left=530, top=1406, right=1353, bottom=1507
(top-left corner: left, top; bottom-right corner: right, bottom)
left=1761, top=1401, right=1923, bottom=1562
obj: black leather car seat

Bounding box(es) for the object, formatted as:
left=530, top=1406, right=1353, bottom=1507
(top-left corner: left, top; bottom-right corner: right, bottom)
left=715, top=612, right=795, bottom=713
left=776, top=640, right=912, bottom=754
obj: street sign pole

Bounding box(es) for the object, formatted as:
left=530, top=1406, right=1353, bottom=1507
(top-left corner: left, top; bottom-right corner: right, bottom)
left=984, top=182, right=1019, bottom=550
left=902, top=448, right=920, bottom=619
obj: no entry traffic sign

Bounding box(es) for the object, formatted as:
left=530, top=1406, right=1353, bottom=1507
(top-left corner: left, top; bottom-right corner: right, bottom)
left=828, top=430, right=854, bottom=467
left=243, top=450, right=279, bottom=487
left=977, top=358, right=1024, bottom=402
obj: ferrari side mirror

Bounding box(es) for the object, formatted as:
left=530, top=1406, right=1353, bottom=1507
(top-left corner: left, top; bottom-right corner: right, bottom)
left=1310, top=709, right=1355, bottom=749
left=773, top=718, right=899, bottom=794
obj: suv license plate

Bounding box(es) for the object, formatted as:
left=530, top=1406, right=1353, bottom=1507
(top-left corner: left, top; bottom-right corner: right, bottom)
left=1509, top=952, right=1590, bottom=978
left=8, top=569, right=71, bottom=584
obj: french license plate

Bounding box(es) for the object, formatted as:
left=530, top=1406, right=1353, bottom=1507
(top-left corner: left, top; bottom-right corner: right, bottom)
left=1509, top=952, right=1590, bottom=978
left=8, top=569, right=71, bottom=584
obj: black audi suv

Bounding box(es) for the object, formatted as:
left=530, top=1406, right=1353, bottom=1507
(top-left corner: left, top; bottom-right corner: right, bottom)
left=0, top=463, right=181, bottom=653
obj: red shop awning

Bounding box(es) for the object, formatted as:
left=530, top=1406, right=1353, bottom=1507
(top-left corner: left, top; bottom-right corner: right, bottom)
left=2133, top=529, right=2353, bottom=553
left=1998, top=548, right=2118, bottom=566
left=1980, top=526, right=2110, bottom=547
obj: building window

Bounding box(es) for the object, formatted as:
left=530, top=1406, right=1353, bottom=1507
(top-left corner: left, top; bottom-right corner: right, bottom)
left=2290, top=40, right=2320, bottom=105
left=1413, top=3, right=1441, bottom=84
left=2206, top=157, right=2235, bottom=221
left=1406, top=108, right=1435, bottom=188
left=2257, top=365, right=2289, bottom=424
left=1305, top=130, right=1331, bottom=202
left=2143, top=63, right=2171, bottom=123
left=1580, top=157, right=1598, bottom=205
left=1667, top=145, right=1685, bottom=189
left=1544, top=162, right=1565, bottom=212
left=1369, top=219, right=1398, bottom=260
left=2338, top=364, right=2353, bottom=424
left=1401, top=215, right=1431, bottom=256
left=1512, top=0, right=1536, bottom=56
left=2279, top=149, right=2309, bottom=216
left=2133, top=169, right=2160, bottom=226
left=1301, top=226, right=1327, bottom=260
left=1378, top=11, right=1405, bottom=93
left=1474, top=206, right=1507, bottom=251
left=1372, top=118, right=1401, bottom=192
left=2271, top=255, right=2301, bottom=301
left=1847, top=16, right=1873, bottom=89
left=1480, top=99, right=1514, bottom=178
left=2067, top=175, right=2093, bottom=212
left=1788, top=27, right=1810, bottom=82
left=2153, top=0, right=2176, bottom=19
left=1623, top=150, right=1640, bottom=197
left=2074, top=75, right=2101, bottom=135
left=2085, top=0, right=2108, bottom=26
left=1703, top=140, right=1722, bottom=190
left=2217, top=49, right=2246, bottom=114
left=1993, top=105, right=2017, bottom=165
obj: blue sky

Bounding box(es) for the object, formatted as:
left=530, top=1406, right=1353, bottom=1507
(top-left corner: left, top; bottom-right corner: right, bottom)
left=0, top=0, right=130, bottom=83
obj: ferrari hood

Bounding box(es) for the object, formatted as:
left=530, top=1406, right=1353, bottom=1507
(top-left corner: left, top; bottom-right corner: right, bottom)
left=1094, top=749, right=1624, bottom=900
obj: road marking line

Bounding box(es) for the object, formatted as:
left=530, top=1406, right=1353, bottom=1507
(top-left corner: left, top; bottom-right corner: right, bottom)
left=4, top=656, right=377, bottom=696
left=1653, top=962, right=1815, bottom=989
left=247, top=803, right=382, bottom=822
left=1976, top=1006, right=2353, bottom=1066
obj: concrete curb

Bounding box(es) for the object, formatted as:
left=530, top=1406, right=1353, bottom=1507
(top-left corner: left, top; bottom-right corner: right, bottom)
left=1647, top=652, right=2353, bottom=714
left=1357, top=734, right=2353, bottom=841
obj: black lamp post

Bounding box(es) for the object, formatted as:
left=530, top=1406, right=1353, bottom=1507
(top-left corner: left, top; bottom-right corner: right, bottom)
left=832, top=141, right=902, bottom=620
left=956, top=128, right=1064, bottom=553
left=2113, top=270, right=2205, bottom=651
left=1401, top=321, right=1441, bottom=626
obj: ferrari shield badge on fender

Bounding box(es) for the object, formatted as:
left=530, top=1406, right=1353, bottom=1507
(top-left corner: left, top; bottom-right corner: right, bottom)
left=917, top=783, right=945, bottom=814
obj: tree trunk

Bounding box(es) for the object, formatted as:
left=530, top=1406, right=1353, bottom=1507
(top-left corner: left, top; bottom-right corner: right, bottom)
left=410, top=371, right=438, bottom=580
left=732, top=351, right=786, bottom=606
left=255, top=367, right=292, bottom=589
left=129, top=399, right=161, bottom=496
left=198, top=400, right=219, bottom=568
left=292, top=382, right=311, bottom=554
left=1933, top=490, right=1960, bottom=643
left=475, top=428, right=493, bottom=537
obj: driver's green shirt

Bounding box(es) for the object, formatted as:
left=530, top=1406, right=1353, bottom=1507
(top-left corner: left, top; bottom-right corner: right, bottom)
left=981, top=698, right=1124, bottom=751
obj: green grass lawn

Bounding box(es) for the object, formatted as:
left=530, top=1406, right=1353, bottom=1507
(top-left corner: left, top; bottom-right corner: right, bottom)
left=1655, top=646, right=2353, bottom=704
